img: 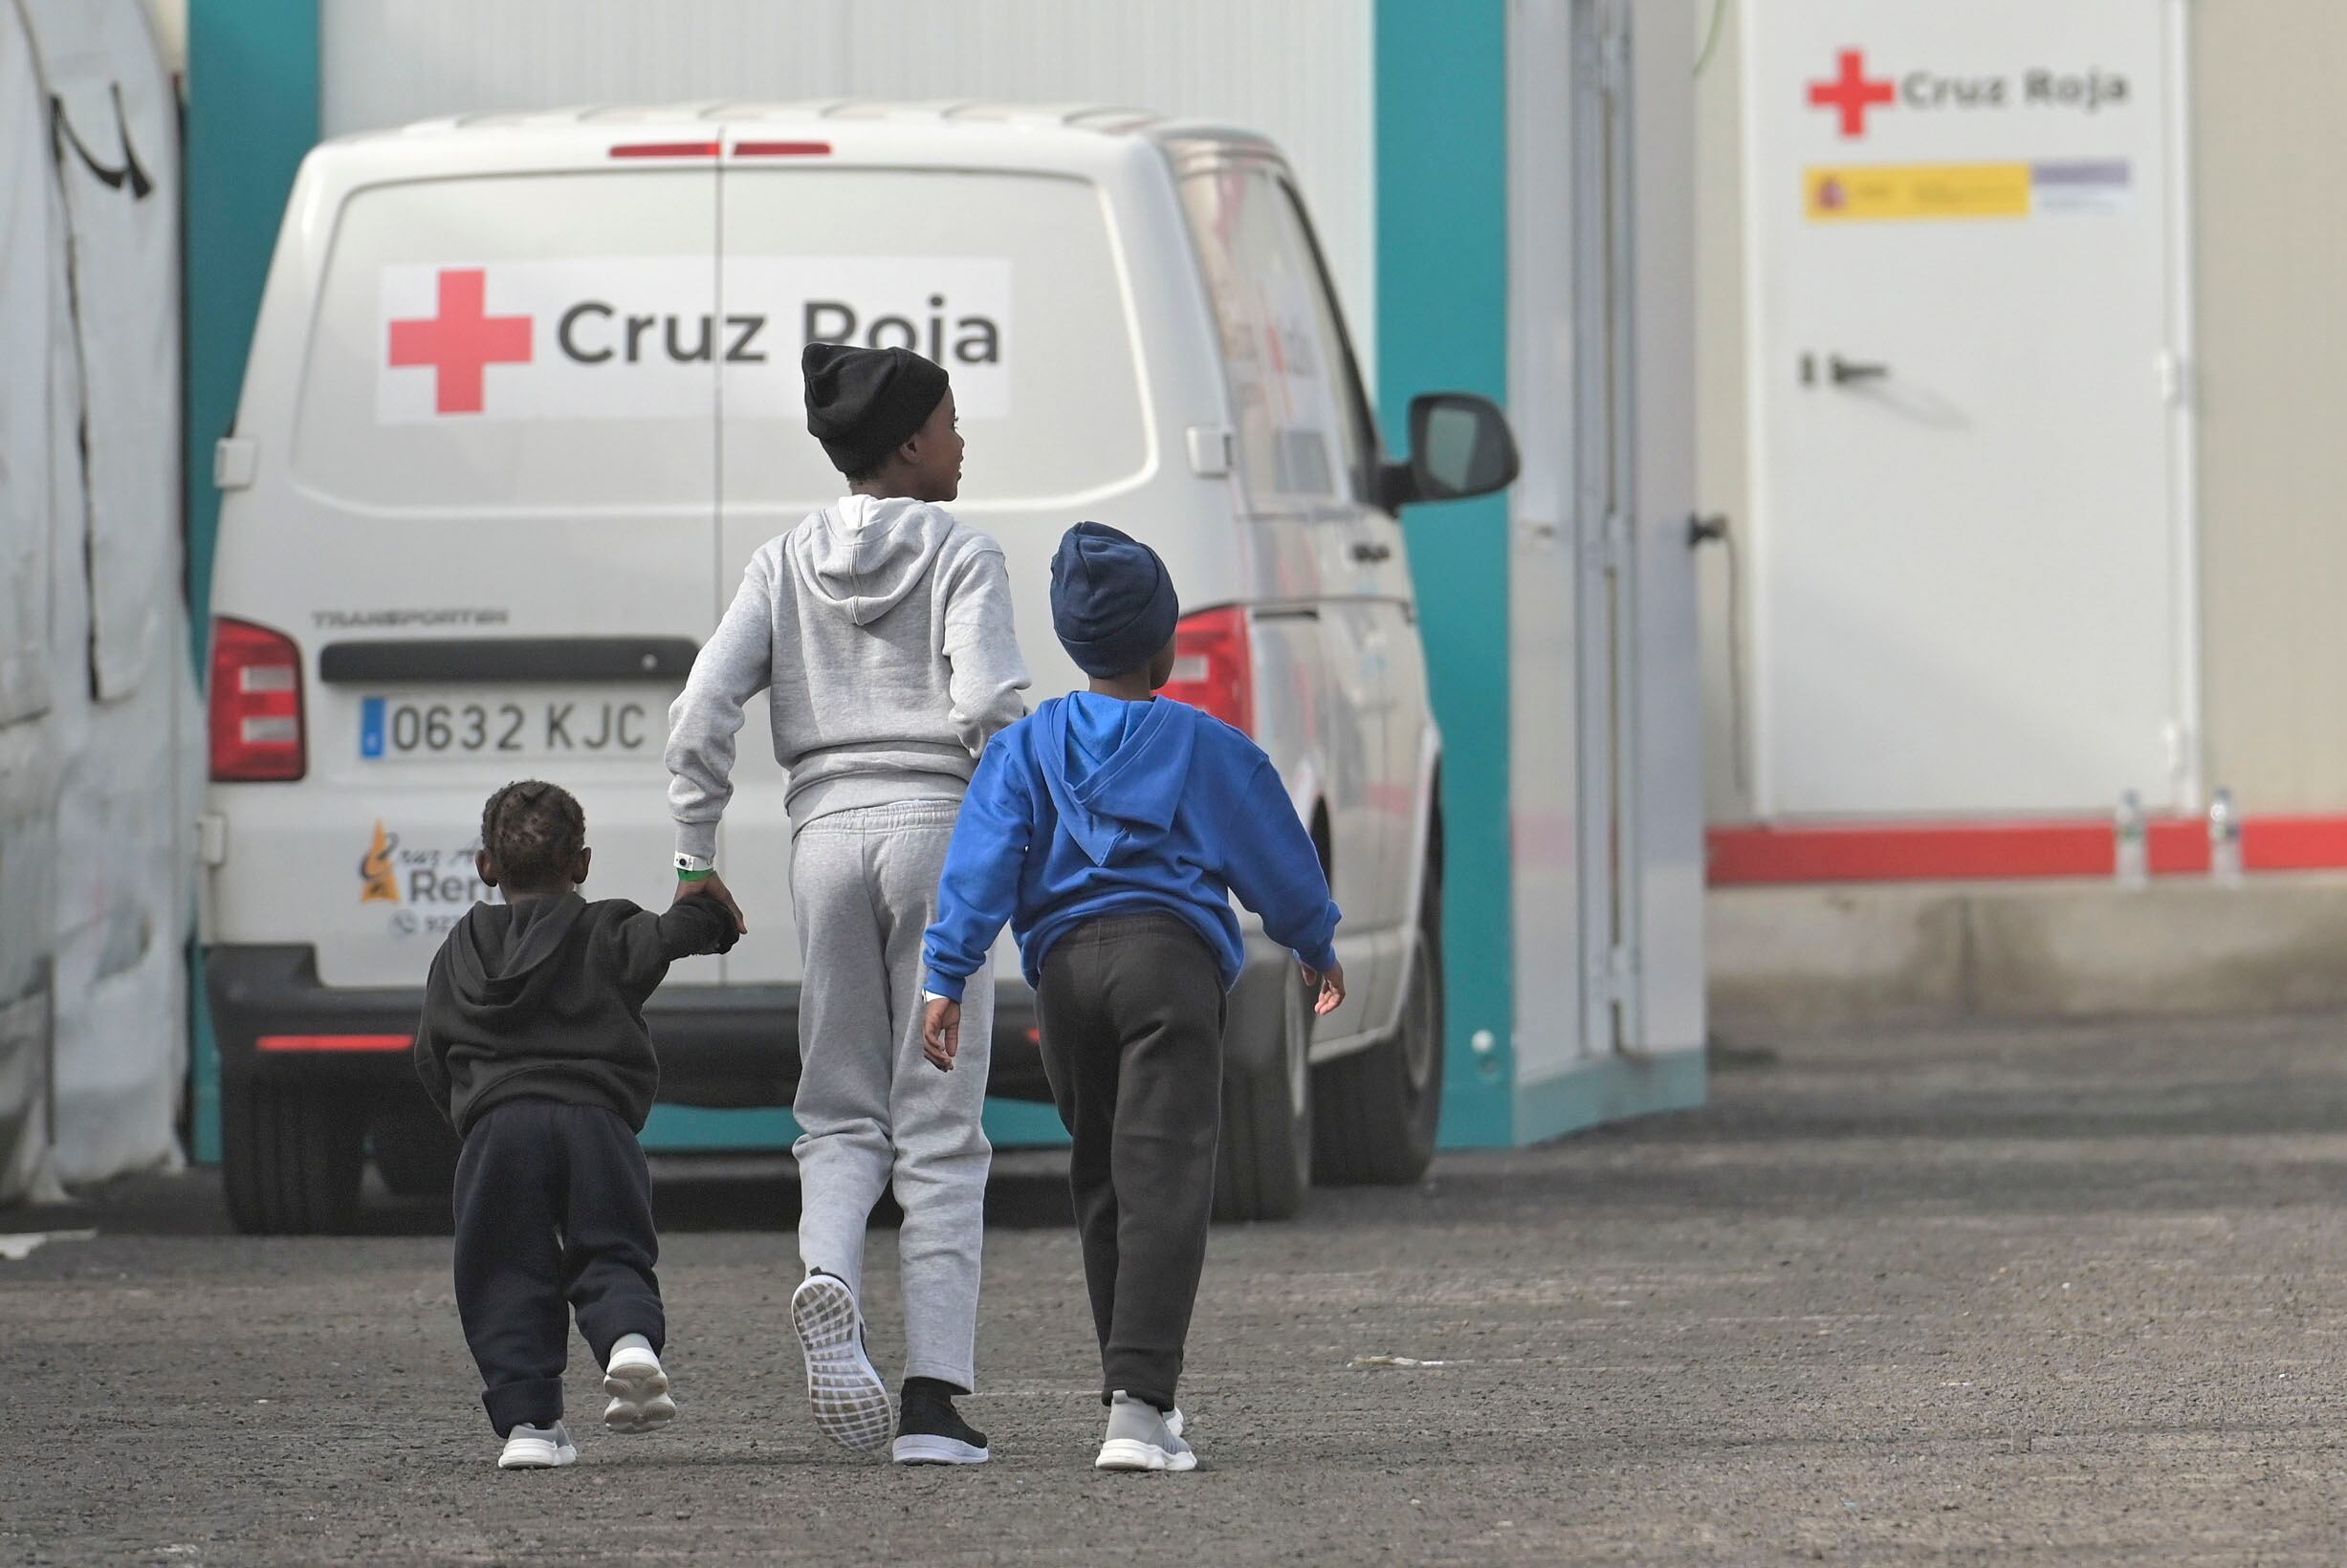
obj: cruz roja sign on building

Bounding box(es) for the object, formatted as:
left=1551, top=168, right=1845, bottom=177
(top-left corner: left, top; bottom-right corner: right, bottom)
left=1738, top=1, right=2192, bottom=818
left=1801, top=42, right=2138, bottom=220
left=1808, top=46, right=2132, bottom=138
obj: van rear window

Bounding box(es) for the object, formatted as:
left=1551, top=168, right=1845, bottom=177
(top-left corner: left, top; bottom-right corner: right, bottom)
left=293, top=168, right=1148, bottom=511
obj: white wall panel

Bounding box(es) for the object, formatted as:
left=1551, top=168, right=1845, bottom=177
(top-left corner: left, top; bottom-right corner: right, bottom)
left=2192, top=0, right=2347, bottom=812
left=1628, top=0, right=1704, bottom=1053
left=320, top=0, right=1377, bottom=369
left=1505, top=0, right=1586, bottom=1076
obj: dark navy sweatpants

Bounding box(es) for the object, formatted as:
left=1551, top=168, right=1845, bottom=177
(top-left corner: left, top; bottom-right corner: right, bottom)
left=451, top=1099, right=665, bottom=1436
left=1034, top=913, right=1227, bottom=1413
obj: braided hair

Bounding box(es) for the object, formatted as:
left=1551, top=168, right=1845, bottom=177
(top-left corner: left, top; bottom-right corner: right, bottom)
left=479, top=779, right=586, bottom=892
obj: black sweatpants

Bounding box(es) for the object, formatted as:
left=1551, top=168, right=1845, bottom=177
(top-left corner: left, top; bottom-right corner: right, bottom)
left=1035, top=913, right=1227, bottom=1412
left=451, top=1099, right=665, bottom=1436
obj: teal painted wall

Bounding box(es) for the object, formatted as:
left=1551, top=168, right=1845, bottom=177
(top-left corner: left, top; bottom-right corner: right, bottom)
left=1375, top=0, right=1514, bottom=1146
left=185, top=0, right=320, bottom=1162
left=644, top=1100, right=1069, bottom=1154
left=186, top=0, right=318, bottom=652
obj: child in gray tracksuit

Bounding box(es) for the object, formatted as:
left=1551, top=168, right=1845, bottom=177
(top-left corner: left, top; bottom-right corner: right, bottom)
left=665, top=343, right=1028, bottom=1466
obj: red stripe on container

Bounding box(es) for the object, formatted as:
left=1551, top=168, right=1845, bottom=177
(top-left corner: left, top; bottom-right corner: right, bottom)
left=255, top=1034, right=412, bottom=1054
left=1707, top=814, right=2347, bottom=885
left=2243, top=815, right=2347, bottom=872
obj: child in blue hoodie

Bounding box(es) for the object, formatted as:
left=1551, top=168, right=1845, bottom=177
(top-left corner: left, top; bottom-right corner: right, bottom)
left=920, top=522, right=1344, bottom=1473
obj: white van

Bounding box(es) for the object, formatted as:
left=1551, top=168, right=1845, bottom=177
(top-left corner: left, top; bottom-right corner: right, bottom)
left=201, top=102, right=1519, bottom=1232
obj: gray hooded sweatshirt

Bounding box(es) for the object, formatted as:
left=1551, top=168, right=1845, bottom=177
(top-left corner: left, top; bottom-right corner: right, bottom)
left=666, top=495, right=1031, bottom=855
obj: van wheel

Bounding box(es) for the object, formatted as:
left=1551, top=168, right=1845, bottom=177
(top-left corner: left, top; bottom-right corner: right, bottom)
left=1312, top=891, right=1445, bottom=1186
left=371, top=1114, right=460, bottom=1200
left=222, top=1082, right=363, bottom=1234
left=1213, top=963, right=1312, bottom=1223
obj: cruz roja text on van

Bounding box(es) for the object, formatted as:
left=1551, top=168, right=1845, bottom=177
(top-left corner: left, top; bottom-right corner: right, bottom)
left=555, top=297, right=1003, bottom=367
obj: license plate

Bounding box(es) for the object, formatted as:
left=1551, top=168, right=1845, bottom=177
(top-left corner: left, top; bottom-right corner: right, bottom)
left=359, top=693, right=663, bottom=760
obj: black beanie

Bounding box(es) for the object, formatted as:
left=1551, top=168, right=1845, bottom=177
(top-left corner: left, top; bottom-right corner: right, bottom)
left=802, top=343, right=951, bottom=477
left=1051, top=522, right=1180, bottom=679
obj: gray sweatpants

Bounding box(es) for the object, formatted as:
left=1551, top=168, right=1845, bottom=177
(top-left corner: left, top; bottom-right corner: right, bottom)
left=789, top=798, right=993, bottom=1391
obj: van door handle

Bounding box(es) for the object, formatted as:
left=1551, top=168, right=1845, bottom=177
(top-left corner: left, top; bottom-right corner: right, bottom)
left=1828, top=354, right=1890, bottom=385
left=1350, top=541, right=1393, bottom=564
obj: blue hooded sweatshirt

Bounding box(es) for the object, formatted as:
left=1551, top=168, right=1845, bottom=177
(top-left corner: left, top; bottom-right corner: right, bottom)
left=921, top=692, right=1341, bottom=999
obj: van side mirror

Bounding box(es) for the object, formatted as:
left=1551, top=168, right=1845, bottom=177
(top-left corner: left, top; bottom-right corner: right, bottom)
left=1378, top=392, right=1521, bottom=511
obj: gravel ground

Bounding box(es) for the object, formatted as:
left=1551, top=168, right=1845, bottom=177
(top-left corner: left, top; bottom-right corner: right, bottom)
left=5, top=1013, right=2347, bottom=1565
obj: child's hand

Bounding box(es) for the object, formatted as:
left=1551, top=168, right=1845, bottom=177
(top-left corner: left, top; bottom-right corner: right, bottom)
left=923, top=997, right=961, bottom=1071
left=1303, top=960, right=1347, bottom=1016
left=672, top=869, right=747, bottom=935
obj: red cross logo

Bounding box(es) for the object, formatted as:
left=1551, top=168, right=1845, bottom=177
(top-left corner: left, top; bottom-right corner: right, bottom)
left=387, top=268, right=533, bottom=415
left=1809, top=49, right=1895, bottom=139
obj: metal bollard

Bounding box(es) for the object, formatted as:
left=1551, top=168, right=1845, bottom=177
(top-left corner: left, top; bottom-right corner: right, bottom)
left=2208, top=787, right=2243, bottom=887
left=2114, top=790, right=2148, bottom=889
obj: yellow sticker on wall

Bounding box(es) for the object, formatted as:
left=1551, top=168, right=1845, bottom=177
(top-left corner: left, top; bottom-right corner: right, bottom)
left=1806, top=163, right=2031, bottom=222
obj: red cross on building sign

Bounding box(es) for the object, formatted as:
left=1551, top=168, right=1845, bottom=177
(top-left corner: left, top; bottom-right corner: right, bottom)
left=387, top=267, right=533, bottom=415
left=1808, top=49, right=1895, bottom=139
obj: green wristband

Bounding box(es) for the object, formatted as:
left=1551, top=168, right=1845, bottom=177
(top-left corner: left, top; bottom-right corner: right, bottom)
left=676, top=867, right=713, bottom=883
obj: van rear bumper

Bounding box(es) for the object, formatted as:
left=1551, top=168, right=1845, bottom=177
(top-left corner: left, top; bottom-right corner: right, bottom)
left=204, top=946, right=1052, bottom=1109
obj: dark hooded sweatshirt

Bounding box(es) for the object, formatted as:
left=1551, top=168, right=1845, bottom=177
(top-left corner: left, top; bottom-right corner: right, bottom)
left=413, top=893, right=735, bottom=1137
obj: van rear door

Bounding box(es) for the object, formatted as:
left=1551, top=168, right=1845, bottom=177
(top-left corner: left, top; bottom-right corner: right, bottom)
left=266, top=163, right=719, bottom=987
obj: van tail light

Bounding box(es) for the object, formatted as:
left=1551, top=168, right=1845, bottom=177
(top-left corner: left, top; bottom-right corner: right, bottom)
left=1162, top=607, right=1255, bottom=736
left=209, top=618, right=306, bottom=782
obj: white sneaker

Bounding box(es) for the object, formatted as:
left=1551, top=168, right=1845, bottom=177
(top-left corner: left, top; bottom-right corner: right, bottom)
left=1095, top=1391, right=1196, bottom=1473
left=792, top=1272, right=892, bottom=1455
left=603, top=1338, right=677, bottom=1435
left=497, top=1421, right=579, bottom=1470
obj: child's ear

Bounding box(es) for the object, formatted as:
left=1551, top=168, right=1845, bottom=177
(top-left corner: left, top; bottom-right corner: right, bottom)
left=571, top=845, right=592, bottom=888
left=474, top=850, right=498, bottom=888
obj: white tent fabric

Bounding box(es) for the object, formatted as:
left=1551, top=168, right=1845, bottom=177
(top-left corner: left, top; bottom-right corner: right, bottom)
left=22, top=0, right=180, bottom=703
left=0, top=0, right=193, bottom=1201
left=0, top=2, right=51, bottom=731
left=0, top=0, right=64, bottom=1205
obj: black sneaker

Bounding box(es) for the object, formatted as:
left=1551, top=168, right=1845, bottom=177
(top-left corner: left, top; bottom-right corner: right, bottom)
left=892, top=1376, right=990, bottom=1466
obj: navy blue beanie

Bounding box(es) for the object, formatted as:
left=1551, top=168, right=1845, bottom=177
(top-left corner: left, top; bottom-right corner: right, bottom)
left=1050, top=522, right=1179, bottom=679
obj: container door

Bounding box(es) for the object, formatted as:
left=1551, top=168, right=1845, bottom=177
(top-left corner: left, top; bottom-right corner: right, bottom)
left=1742, top=0, right=2187, bottom=815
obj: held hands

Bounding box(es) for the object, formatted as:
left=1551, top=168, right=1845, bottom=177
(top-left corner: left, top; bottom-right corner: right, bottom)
left=1301, top=960, right=1347, bottom=1016
left=672, top=869, right=748, bottom=935
left=922, top=997, right=961, bottom=1072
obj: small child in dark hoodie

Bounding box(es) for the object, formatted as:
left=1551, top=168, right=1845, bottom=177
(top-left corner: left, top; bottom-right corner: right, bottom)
left=920, top=523, right=1345, bottom=1472
left=413, top=780, right=736, bottom=1470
